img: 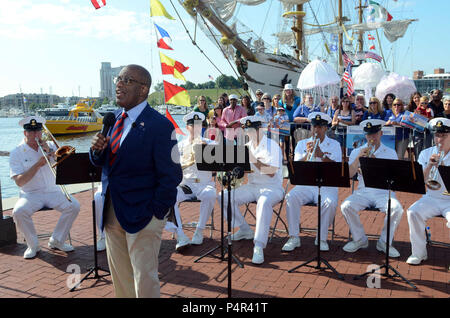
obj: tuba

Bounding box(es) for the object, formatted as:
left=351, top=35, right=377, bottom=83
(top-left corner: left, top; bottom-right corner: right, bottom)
left=425, top=144, right=445, bottom=191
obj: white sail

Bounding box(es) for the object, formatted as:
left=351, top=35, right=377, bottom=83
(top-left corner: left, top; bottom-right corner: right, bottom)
left=207, top=0, right=266, bottom=22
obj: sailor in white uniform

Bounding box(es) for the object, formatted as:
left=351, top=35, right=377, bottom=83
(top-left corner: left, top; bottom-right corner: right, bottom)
left=165, top=112, right=217, bottom=252
left=220, top=116, right=284, bottom=265
left=283, top=112, right=342, bottom=252
left=9, top=116, right=80, bottom=259
left=341, top=119, right=404, bottom=258
left=406, top=117, right=450, bottom=265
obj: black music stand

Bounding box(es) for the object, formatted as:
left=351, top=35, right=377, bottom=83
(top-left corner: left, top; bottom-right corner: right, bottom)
left=354, top=157, right=425, bottom=289
left=438, top=166, right=450, bottom=190
left=55, top=153, right=110, bottom=291
left=193, top=144, right=250, bottom=298
left=287, top=161, right=349, bottom=280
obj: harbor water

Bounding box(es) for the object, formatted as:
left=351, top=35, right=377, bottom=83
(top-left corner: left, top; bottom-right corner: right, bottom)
left=0, top=115, right=186, bottom=199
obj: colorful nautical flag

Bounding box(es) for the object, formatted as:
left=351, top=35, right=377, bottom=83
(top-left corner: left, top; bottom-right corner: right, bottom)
left=164, top=81, right=191, bottom=107
left=165, top=108, right=186, bottom=135
left=367, top=1, right=393, bottom=22
left=91, top=0, right=106, bottom=9
left=159, top=52, right=189, bottom=81
left=369, top=44, right=376, bottom=50
left=368, top=34, right=375, bottom=40
left=365, top=51, right=383, bottom=62
left=154, top=23, right=173, bottom=50
left=342, top=64, right=354, bottom=96
left=341, top=48, right=354, bottom=67
left=150, top=0, right=175, bottom=20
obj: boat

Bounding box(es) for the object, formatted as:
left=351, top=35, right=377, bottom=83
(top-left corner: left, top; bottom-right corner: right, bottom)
left=176, top=0, right=417, bottom=97
left=96, top=103, right=119, bottom=116
left=37, top=103, right=71, bottom=117
left=44, top=99, right=103, bottom=135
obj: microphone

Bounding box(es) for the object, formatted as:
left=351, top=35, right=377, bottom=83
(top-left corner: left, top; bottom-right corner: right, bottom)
left=231, top=166, right=244, bottom=179
left=95, top=112, right=116, bottom=156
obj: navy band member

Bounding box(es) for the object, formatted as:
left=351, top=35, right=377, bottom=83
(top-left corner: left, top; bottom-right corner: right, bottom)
left=283, top=112, right=342, bottom=252
left=341, top=119, right=404, bottom=258
left=165, top=112, right=217, bottom=251
left=406, top=117, right=450, bottom=265
left=220, top=116, right=284, bottom=265
left=9, top=116, right=80, bottom=259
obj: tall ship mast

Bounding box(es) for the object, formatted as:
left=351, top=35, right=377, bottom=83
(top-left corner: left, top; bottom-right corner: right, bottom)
left=177, top=0, right=417, bottom=97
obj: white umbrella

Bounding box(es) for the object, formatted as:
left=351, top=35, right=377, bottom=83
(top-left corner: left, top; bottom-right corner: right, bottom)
left=353, top=62, right=385, bottom=90
left=297, top=59, right=341, bottom=90
left=375, top=72, right=417, bottom=102
left=297, top=59, right=341, bottom=103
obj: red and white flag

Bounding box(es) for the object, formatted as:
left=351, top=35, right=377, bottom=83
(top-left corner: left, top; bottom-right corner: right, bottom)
left=91, top=0, right=106, bottom=10
left=368, top=34, right=375, bottom=40
left=342, top=64, right=354, bottom=96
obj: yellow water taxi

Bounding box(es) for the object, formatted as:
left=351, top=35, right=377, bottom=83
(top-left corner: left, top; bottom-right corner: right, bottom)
left=44, top=99, right=103, bottom=135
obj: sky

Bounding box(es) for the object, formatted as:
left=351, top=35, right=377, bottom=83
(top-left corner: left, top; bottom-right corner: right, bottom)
left=0, top=0, right=449, bottom=98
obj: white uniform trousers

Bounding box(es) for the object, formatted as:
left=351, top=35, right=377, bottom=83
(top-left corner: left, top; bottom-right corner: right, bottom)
left=165, top=182, right=216, bottom=235
left=285, top=185, right=338, bottom=241
left=220, top=183, right=284, bottom=248
left=104, top=197, right=166, bottom=298
left=94, top=189, right=105, bottom=239
left=340, top=190, right=404, bottom=244
left=407, top=195, right=450, bottom=257
left=12, top=190, right=80, bottom=248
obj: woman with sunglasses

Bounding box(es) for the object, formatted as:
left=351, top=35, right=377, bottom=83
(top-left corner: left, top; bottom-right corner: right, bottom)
left=386, top=98, right=409, bottom=159
left=332, top=97, right=356, bottom=127
left=193, top=95, right=210, bottom=129
left=280, top=84, right=300, bottom=122
left=363, top=97, right=386, bottom=120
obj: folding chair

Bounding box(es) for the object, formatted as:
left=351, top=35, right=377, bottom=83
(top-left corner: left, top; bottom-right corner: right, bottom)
left=30, top=207, right=72, bottom=245
left=425, top=215, right=450, bottom=248
left=178, top=197, right=215, bottom=239
left=347, top=174, right=381, bottom=240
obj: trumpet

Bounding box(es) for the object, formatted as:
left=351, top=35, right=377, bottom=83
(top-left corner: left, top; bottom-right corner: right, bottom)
left=367, top=141, right=376, bottom=157
left=306, top=133, right=320, bottom=161
left=425, top=144, right=445, bottom=191
left=35, top=126, right=75, bottom=202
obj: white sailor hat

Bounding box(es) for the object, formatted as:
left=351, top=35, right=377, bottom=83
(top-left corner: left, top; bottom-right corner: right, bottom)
left=429, top=117, right=450, bottom=133
left=284, top=83, right=294, bottom=90
left=240, top=116, right=264, bottom=129
left=307, top=112, right=332, bottom=126
left=277, top=107, right=286, bottom=111
left=229, top=94, right=238, bottom=100
left=19, top=115, right=46, bottom=131
left=360, top=119, right=385, bottom=134
left=255, top=89, right=263, bottom=95
left=183, top=111, right=205, bottom=125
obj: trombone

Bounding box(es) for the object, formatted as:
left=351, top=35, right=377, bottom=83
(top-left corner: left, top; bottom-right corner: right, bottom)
left=35, top=125, right=75, bottom=202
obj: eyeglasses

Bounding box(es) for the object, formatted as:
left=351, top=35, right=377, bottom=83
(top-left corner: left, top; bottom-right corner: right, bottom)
left=420, top=102, right=428, bottom=105
left=114, top=76, right=147, bottom=86
left=342, top=100, right=350, bottom=103
left=199, top=99, right=206, bottom=102
left=263, top=98, right=271, bottom=100
left=273, top=98, right=280, bottom=100
left=369, top=102, right=377, bottom=105
left=393, top=103, right=403, bottom=106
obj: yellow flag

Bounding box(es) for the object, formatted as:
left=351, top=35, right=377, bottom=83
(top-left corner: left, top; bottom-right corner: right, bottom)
left=150, top=0, right=175, bottom=20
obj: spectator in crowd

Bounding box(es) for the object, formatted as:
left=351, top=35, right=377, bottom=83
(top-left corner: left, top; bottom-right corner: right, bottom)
left=332, top=96, right=356, bottom=127
left=241, top=95, right=255, bottom=116
left=251, top=89, right=264, bottom=111
left=385, top=98, right=409, bottom=160
left=262, top=93, right=276, bottom=121
left=363, top=97, right=386, bottom=120
left=325, top=96, right=340, bottom=119
left=354, top=94, right=368, bottom=125
left=280, top=84, right=301, bottom=122
left=382, top=93, right=396, bottom=111
left=428, top=89, right=444, bottom=118
left=221, top=94, right=247, bottom=143
left=407, top=92, right=422, bottom=113
left=415, top=96, right=433, bottom=119
left=193, top=95, right=209, bottom=128
left=444, top=97, right=450, bottom=119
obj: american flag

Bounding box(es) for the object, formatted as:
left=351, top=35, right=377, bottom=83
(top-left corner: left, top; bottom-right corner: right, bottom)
left=208, top=75, right=214, bottom=81
left=342, top=64, right=354, bottom=96
left=341, top=48, right=354, bottom=67
left=365, top=51, right=383, bottom=62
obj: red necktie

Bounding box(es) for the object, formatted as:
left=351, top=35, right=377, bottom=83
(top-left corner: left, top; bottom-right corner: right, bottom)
left=109, top=112, right=128, bottom=166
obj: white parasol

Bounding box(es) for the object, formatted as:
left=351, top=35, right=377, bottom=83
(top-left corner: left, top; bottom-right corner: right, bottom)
left=353, top=62, right=385, bottom=90
left=375, top=72, right=417, bottom=102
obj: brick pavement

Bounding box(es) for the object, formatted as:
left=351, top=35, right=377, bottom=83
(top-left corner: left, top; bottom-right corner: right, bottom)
left=0, top=181, right=448, bottom=298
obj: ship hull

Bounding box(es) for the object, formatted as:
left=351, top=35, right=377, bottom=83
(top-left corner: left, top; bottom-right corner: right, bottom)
left=45, top=120, right=102, bottom=136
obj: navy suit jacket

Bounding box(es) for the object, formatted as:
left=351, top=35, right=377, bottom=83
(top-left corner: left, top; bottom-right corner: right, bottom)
left=90, top=104, right=182, bottom=233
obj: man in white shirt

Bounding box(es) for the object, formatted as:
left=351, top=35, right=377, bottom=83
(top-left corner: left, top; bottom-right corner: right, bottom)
left=283, top=112, right=341, bottom=252
left=406, top=117, right=450, bottom=265
left=9, top=116, right=80, bottom=259
left=220, top=116, right=284, bottom=265
left=341, top=119, right=404, bottom=258
left=165, top=112, right=217, bottom=252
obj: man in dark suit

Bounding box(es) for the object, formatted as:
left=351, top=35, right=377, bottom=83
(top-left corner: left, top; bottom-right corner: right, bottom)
left=90, top=64, right=182, bottom=298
